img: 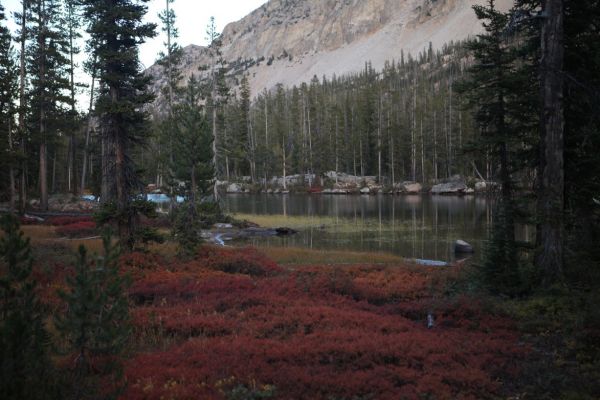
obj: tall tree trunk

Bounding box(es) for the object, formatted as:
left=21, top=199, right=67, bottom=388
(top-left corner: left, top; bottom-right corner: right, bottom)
left=212, top=106, right=219, bottom=201
left=537, top=0, right=565, bottom=284
left=18, top=1, right=27, bottom=214
left=80, top=65, right=96, bottom=193
left=8, top=116, right=16, bottom=210
left=433, top=110, right=438, bottom=181
left=39, top=0, right=48, bottom=211
left=411, top=79, right=417, bottom=182
left=377, top=94, right=382, bottom=184
left=68, top=2, right=76, bottom=194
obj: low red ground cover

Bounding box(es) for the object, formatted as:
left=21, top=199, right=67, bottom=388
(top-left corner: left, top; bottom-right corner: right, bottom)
left=45, top=216, right=94, bottom=226
left=122, top=246, right=526, bottom=400
left=55, top=220, right=97, bottom=238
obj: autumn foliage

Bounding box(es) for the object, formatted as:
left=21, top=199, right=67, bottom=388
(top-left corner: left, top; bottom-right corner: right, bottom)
left=26, top=240, right=527, bottom=399
left=117, top=246, right=526, bottom=400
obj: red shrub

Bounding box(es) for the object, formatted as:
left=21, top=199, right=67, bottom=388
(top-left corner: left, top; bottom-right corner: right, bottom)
left=124, top=258, right=526, bottom=400
left=45, top=215, right=93, bottom=226
left=119, top=252, right=164, bottom=275
left=55, top=221, right=96, bottom=238
left=197, top=246, right=283, bottom=276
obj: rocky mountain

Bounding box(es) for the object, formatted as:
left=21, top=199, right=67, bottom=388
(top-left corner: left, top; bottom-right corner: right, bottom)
left=146, top=0, right=512, bottom=101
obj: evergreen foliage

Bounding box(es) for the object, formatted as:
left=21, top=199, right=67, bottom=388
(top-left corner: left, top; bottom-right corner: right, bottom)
left=27, top=0, right=73, bottom=210
left=0, top=214, right=57, bottom=399
left=177, top=41, right=480, bottom=187
left=79, top=0, right=156, bottom=249
left=0, top=3, right=18, bottom=206
left=56, top=233, right=131, bottom=400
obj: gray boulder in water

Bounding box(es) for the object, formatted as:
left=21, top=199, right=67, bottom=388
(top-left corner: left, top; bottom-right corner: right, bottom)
left=454, top=240, right=474, bottom=254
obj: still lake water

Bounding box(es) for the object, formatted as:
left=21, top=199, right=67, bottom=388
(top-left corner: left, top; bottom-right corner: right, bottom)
left=222, top=194, right=496, bottom=263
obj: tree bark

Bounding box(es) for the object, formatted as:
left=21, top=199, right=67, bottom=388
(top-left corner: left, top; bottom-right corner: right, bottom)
left=537, top=0, right=565, bottom=284
left=18, top=1, right=27, bottom=214
left=80, top=65, right=96, bottom=193
left=38, top=0, right=48, bottom=211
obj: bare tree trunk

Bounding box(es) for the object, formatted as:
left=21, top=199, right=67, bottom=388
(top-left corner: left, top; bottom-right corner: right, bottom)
left=67, top=1, right=76, bottom=194
left=212, top=106, right=219, bottom=201
left=8, top=115, right=16, bottom=210
left=433, top=110, right=438, bottom=181
left=411, top=80, right=417, bottom=182
left=51, top=151, right=56, bottom=193
left=448, top=77, right=453, bottom=176
left=80, top=65, right=96, bottom=193
left=307, top=105, right=313, bottom=184
left=18, top=0, right=27, bottom=214
left=537, top=0, right=565, bottom=284
left=282, top=144, right=287, bottom=190
left=388, top=110, right=395, bottom=189
left=377, top=93, right=382, bottom=184
left=39, top=0, right=48, bottom=211
left=420, top=118, right=425, bottom=184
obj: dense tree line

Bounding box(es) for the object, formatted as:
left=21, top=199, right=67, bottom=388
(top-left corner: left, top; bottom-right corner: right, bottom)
left=214, top=42, right=479, bottom=187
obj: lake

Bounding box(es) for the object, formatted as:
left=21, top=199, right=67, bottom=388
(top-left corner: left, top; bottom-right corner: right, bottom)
left=222, top=194, right=497, bottom=263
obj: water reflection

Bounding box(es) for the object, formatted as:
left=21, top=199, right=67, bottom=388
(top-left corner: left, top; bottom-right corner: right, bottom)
left=223, top=194, right=497, bottom=262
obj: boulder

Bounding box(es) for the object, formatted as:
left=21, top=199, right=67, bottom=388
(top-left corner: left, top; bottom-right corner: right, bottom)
left=454, top=240, right=475, bottom=254
left=213, top=223, right=234, bottom=229
left=332, top=188, right=349, bottom=194
left=275, top=227, right=297, bottom=236
left=360, top=187, right=371, bottom=194
left=475, top=181, right=499, bottom=193
left=465, top=188, right=475, bottom=194
left=227, top=183, right=243, bottom=193
left=402, top=181, right=422, bottom=194
left=431, top=181, right=467, bottom=195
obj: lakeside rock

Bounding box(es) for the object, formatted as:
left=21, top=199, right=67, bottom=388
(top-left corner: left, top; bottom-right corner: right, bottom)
left=431, top=176, right=467, bottom=195
left=401, top=181, right=423, bottom=194
left=454, top=240, right=475, bottom=254
left=227, top=183, right=243, bottom=193
left=215, top=173, right=493, bottom=196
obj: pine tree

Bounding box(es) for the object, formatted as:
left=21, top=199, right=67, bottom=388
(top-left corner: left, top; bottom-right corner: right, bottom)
left=156, top=0, right=183, bottom=190
left=204, top=16, right=229, bottom=200
left=27, top=0, right=72, bottom=210
left=56, top=234, right=130, bottom=400
left=460, top=0, right=529, bottom=295
left=0, top=215, right=57, bottom=399
left=63, top=0, right=83, bottom=194
left=0, top=3, right=18, bottom=209
left=172, top=75, right=213, bottom=202
left=80, top=0, right=157, bottom=249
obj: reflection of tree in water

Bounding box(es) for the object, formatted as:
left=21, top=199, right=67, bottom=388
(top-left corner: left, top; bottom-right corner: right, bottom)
left=224, top=194, right=501, bottom=261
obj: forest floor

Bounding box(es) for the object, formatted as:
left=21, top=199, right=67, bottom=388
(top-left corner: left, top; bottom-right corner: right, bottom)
left=17, top=217, right=600, bottom=400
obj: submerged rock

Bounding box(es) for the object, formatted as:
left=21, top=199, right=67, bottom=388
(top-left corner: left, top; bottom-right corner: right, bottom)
left=454, top=240, right=474, bottom=254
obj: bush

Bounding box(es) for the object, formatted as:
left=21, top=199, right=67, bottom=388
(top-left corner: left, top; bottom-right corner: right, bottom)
left=197, top=246, right=283, bottom=277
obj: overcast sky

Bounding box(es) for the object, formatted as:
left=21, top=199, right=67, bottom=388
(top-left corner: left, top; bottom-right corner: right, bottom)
left=2, top=0, right=267, bottom=68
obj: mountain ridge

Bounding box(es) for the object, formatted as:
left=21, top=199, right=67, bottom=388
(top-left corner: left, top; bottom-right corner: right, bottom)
left=146, top=0, right=512, bottom=101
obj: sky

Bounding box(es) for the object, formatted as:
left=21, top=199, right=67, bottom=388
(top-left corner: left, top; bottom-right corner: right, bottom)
left=2, top=0, right=266, bottom=90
